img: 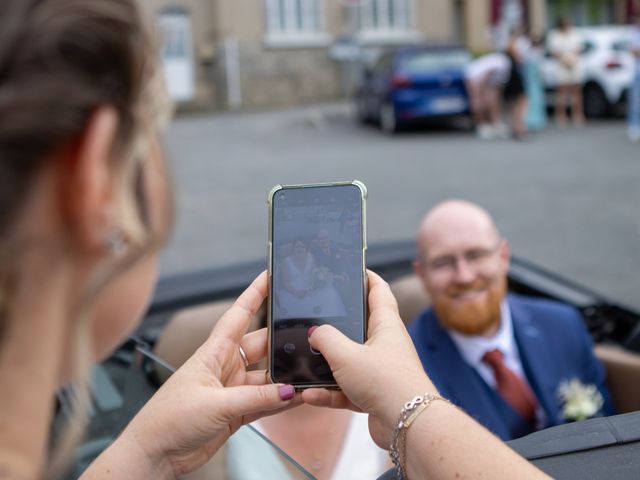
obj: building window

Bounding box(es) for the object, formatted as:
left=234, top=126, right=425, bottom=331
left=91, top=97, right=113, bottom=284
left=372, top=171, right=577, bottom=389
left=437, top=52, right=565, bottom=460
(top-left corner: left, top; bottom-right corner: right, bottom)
left=354, top=0, right=420, bottom=44
left=546, top=0, right=616, bottom=27
left=359, top=0, right=412, bottom=32
left=265, top=0, right=329, bottom=46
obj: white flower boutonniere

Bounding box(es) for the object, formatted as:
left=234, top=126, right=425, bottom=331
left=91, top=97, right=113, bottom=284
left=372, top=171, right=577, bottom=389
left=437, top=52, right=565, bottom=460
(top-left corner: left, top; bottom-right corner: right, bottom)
left=557, top=379, right=604, bottom=422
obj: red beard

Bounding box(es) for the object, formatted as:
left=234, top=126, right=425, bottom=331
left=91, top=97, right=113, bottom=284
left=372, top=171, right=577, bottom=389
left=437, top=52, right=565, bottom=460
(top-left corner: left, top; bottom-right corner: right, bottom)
left=433, top=276, right=506, bottom=336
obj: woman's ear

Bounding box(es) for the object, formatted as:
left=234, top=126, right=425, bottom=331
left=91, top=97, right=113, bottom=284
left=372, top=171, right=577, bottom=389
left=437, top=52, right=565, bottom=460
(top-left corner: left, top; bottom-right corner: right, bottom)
left=62, top=106, right=119, bottom=255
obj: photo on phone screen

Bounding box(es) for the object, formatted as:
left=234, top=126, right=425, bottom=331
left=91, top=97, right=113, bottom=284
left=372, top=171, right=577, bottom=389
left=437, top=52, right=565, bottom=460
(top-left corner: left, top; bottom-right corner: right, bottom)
left=269, top=182, right=366, bottom=386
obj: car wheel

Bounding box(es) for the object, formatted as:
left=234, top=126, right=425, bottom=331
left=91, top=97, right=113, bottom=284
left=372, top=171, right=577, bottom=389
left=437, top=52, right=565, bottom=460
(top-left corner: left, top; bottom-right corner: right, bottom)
left=380, top=102, right=399, bottom=133
left=583, top=83, right=609, bottom=118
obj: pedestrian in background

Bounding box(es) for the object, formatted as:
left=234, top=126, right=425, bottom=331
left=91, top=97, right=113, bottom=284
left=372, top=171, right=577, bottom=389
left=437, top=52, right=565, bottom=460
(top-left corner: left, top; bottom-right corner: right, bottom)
left=628, top=14, right=640, bottom=143
left=504, top=29, right=529, bottom=139
left=524, top=32, right=548, bottom=132
left=465, top=52, right=511, bottom=140
left=548, top=17, right=585, bottom=126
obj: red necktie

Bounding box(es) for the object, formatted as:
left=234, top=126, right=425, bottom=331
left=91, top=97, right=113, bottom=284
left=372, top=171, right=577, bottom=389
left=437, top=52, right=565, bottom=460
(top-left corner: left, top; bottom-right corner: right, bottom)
left=482, top=349, right=538, bottom=422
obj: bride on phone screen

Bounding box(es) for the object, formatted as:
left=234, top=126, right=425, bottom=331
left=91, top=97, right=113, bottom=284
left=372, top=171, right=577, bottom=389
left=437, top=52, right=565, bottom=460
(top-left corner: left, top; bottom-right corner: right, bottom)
left=278, top=239, right=346, bottom=319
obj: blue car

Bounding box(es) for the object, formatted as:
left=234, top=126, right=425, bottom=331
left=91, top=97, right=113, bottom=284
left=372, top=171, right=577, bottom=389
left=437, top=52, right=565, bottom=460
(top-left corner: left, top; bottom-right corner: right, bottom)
left=355, top=45, right=472, bottom=133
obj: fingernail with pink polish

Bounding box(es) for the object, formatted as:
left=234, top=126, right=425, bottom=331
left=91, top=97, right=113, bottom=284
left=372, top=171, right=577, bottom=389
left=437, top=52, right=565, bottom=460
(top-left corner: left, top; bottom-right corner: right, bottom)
left=279, top=384, right=295, bottom=401
left=308, top=326, right=318, bottom=337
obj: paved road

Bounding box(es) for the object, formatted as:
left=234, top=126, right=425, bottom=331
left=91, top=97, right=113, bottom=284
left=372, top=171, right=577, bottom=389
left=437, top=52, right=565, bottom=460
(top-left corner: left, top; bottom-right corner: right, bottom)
left=161, top=104, right=640, bottom=311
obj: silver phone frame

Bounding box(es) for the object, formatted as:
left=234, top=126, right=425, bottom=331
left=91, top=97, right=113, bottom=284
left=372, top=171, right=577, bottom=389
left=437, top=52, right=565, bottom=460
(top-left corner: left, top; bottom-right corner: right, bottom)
left=266, top=180, right=368, bottom=389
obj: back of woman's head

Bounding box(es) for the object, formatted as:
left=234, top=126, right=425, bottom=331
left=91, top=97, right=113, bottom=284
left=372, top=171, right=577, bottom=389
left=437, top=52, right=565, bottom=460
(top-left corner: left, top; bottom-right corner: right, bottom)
left=0, top=0, right=172, bottom=323
left=0, top=0, right=157, bottom=238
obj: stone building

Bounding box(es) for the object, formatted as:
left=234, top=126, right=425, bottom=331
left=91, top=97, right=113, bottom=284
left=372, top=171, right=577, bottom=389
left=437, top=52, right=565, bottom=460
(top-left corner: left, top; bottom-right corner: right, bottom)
left=141, top=0, right=638, bottom=111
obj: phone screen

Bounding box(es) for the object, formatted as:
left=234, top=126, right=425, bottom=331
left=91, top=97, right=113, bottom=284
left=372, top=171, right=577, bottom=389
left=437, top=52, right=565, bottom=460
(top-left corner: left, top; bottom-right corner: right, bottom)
left=270, top=184, right=366, bottom=386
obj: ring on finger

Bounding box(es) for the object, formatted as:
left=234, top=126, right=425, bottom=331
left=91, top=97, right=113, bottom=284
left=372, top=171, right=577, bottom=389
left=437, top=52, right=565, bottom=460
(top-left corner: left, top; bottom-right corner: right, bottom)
left=238, top=345, right=250, bottom=368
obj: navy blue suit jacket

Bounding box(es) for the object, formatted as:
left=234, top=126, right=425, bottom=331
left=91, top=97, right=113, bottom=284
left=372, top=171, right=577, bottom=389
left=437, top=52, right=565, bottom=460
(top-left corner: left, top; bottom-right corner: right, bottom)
left=408, top=294, right=615, bottom=440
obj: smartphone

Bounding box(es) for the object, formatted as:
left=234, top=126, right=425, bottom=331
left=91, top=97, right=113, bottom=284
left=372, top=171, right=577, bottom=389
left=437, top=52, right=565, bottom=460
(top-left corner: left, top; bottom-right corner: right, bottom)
left=267, top=181, right=367, bottom=388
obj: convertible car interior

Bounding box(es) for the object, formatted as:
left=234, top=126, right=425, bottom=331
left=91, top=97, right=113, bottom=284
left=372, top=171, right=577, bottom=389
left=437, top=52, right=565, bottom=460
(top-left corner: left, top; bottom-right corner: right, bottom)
left=58, top=240, right=640, bottom=479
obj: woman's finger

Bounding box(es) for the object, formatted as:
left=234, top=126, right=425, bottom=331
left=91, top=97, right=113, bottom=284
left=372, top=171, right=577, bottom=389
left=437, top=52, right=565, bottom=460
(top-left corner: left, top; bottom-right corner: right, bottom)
left=217, top=384, right=297, bottom=421
left=239, top=328, right=268, bottom=366
left=245, top=370, right=270, bottom=386
left=366, top=270, right=404, bottom=333
left=301, top=388, right=361, bottom=412
left=367, top=270, right=399, bottom=316
left=241, top=396, right=304, bottom=425
left=308, top=324, right=359, bottom=374
left=209, top=272, right=268, bottom=343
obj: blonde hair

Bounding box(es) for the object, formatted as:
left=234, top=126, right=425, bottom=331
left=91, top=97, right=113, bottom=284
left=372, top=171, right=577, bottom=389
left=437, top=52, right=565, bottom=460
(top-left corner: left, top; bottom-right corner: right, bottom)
left=0, top=0, right=174, bottom=476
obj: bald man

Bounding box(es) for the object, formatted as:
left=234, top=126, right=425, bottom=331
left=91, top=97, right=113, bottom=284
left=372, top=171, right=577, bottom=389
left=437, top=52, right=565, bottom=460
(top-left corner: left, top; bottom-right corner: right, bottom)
left=408, top=200, right=614, bottom=440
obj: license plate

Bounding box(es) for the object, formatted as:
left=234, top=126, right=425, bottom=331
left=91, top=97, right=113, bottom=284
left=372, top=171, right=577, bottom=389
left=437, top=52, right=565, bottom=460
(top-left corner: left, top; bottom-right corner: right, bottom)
left=431, top=96, right=465, bottom=113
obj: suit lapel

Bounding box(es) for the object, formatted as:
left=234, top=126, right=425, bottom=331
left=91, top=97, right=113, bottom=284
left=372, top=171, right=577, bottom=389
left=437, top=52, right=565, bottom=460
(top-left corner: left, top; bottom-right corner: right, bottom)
left=419, top=311, right=512, bottom=440
left=509, top=296, right=562, bottom=426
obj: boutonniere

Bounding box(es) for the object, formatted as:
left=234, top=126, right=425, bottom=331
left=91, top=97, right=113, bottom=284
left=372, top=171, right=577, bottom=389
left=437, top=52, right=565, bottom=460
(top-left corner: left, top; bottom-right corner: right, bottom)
left=557, top=379, right=604, bottom=421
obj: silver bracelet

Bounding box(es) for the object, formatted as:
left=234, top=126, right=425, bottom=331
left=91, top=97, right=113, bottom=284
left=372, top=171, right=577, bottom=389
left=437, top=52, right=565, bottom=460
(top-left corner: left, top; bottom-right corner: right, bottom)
left=389, top=393, right=449, bottom=480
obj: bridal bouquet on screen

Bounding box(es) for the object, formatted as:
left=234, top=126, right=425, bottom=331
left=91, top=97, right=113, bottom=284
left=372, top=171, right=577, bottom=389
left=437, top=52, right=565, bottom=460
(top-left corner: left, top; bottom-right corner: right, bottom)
left=311, top=266, right=332, bottom=290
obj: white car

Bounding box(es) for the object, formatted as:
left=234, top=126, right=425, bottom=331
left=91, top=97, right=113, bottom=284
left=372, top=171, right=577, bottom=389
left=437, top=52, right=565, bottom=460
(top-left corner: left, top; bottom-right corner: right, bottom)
left=541, top=26, right=634, bottom=117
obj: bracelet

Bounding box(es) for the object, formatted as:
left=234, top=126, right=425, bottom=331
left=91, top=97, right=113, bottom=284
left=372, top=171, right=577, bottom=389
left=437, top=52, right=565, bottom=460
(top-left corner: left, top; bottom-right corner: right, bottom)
left=389, top=393, right=449, bottom=480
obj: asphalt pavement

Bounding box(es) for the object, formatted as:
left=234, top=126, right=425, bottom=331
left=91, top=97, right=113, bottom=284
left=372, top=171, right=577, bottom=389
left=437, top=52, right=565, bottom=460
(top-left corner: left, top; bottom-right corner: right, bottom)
left=160, top=103, right=640, bottom=311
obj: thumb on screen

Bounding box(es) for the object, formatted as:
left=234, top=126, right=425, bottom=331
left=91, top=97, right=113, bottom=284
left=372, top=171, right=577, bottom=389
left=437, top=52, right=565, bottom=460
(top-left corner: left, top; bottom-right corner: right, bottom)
left=308, top=324, right=359, bottom=373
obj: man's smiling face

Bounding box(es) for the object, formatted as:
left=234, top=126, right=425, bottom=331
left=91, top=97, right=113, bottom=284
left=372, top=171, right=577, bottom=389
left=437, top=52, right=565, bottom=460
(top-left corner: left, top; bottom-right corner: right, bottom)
left=415, top=200, right=510, bottom=337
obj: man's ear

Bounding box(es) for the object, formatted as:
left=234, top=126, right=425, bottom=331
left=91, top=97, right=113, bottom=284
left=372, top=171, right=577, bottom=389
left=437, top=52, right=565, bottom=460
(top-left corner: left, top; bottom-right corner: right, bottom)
left=499, top=239, right=511, bottom=267
left=412, top=258, right=423, bottom=278
left=413, top=257, right=433, bottom=296
left=62, top=106, right=119, bottom=254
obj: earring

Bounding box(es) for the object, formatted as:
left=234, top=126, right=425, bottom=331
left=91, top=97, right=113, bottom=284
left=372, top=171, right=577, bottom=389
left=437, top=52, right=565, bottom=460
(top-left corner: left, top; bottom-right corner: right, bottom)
left=105, top=230, right=126, bottom=256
